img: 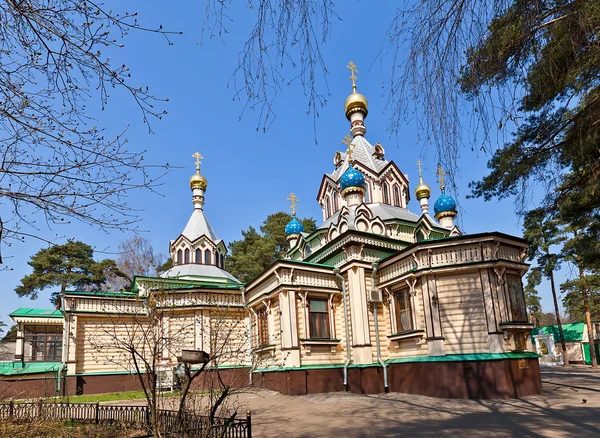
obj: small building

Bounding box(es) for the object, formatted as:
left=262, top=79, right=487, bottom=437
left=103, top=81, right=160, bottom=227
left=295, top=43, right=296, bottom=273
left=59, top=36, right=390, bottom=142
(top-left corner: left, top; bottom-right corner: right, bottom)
left=533, top=322, right=600, bottom=365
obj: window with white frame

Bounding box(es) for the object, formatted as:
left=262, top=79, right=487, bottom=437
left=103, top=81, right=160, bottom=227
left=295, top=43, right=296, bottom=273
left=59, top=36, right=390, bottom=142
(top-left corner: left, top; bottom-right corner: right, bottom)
left=394, top=289, right=413, bottom=333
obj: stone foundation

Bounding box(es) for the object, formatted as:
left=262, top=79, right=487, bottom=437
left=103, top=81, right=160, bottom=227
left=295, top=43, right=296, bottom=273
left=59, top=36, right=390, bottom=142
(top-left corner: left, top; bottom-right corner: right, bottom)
left=255, top=358, right=542, bottom=399
left=1, top=358, right=542, bottom=400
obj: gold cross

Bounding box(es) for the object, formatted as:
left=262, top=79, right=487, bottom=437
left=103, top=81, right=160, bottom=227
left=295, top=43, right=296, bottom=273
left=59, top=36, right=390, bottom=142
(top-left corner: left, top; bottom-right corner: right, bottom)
left=416, top=159, right=423, bottom=177
left=342, top=134, right=354, bottom=162
left=287, top=192, right=298, bottom=216
left=347, top=61, right=358, bottom=91
left=436, top=164, right=446, bottom=189
left=192, top=152, right=204, bottom=171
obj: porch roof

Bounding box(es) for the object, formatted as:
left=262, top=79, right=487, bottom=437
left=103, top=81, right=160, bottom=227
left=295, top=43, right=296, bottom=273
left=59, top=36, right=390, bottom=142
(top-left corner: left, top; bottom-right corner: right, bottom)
left=0, top=361, right=62, bottom=376
left=9, top=308, right=63, bottom=319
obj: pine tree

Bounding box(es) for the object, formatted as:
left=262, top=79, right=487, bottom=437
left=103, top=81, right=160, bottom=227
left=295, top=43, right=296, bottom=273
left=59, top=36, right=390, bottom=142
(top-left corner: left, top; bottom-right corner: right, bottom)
left=226, top=212, right=316, bottom=283
left=522, top=209, right=568, bottom=361
left=15, top=240, right=122, bottom=305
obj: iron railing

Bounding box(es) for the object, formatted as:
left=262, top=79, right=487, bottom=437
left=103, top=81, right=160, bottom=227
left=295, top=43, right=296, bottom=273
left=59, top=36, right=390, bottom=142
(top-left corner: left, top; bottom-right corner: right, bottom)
left=0, top=401, right=251, bottom=437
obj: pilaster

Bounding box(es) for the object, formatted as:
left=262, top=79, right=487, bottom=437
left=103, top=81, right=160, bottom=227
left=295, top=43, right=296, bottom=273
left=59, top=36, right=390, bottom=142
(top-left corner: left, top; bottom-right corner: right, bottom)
left=347, top=266, right=372, bottom=364
left=66, top=314, right=78, bottom=374
left=279, top=290, right=301, bottom=367
left=14, top=322, right=24, bottom=361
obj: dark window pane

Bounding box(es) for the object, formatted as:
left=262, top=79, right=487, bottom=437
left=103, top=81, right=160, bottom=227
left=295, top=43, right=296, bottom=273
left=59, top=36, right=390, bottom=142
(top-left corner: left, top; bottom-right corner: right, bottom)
left=309, top=299, right=330, bottom=338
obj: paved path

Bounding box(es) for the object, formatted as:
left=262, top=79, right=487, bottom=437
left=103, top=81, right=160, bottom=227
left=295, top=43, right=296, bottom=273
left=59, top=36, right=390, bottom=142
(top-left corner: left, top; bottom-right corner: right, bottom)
left=236, top=367, right=600, bottom=437
left=103, top=367, right=600, bottom=437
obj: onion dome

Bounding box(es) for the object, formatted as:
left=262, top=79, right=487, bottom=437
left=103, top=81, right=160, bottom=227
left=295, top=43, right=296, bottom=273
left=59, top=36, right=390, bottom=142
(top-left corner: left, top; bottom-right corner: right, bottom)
left=285, top=216, right=304, bottom=236
left=339, top=164, right=365, bottom=191
left=344, top=90, right=368, bottom=119
left=414, top=175, right=431, bottom=200
left=190, top=170, right=207, bottom=190
left=344, top=61, right=368, bottom=120
left=434, top=191, right=457, bottom=216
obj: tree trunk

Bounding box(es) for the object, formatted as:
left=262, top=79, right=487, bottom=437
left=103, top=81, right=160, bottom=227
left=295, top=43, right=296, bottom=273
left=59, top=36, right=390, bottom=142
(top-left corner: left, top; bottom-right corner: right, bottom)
left=579, top=265, right=597, bottom=368
left=549, top=270, right=568, bottom=365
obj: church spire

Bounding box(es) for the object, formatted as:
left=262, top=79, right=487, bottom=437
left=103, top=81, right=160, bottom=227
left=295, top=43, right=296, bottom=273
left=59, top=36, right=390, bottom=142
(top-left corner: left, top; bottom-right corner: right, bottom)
left=189, top=152, right=207, bottom=210
left=414, top=159, right=432, bottom=215
left=344, top=61, right=368, bottom=137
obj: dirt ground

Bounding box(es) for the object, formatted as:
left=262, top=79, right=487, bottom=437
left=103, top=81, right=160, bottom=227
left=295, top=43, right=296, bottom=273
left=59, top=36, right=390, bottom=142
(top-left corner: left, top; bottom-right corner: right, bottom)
left=231, top=367, right=600, bottom=437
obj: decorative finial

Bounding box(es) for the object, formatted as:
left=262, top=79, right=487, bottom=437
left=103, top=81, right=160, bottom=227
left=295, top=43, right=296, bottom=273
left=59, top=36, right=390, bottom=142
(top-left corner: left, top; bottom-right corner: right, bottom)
left=342, top=134, right=354, bottom=162
left=192, top=152, right=204, bottom=172
left=347, top=61, right=358, bottom=92
left=436, top=164, right=446, bottom=191
left=287, top=192, right=298, bottom=216
left=417, top=159, right=423, bottom=177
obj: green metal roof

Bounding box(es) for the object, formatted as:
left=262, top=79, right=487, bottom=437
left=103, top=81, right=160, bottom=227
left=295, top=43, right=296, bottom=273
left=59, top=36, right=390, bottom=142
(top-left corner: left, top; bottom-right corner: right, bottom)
left=9, top=308, right=64, bottom=319
left=0, top=361, right=62, bottom=376
left=63, top=290, right=139, bottom=298
left=532, top=322, right=586, bottom=343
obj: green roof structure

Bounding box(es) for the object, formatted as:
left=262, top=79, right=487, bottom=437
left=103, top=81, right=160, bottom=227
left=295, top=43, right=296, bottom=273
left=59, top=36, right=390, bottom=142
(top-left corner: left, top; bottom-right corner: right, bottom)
left=63, top=290, right=139, bottom=298
left=0, top=361, right=62, bottom=376
left=531, top=322, right=586, bottom=343
left=9, top=308, right=63, bottom=319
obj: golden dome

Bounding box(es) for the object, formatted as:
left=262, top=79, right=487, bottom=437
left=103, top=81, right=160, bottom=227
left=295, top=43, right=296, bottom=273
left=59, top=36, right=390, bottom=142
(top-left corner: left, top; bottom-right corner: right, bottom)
left=190, top=171, right=207, bottom=190
left=414, top=176, right=431, bottom=200
left=344, top=90, right=368, bottom=118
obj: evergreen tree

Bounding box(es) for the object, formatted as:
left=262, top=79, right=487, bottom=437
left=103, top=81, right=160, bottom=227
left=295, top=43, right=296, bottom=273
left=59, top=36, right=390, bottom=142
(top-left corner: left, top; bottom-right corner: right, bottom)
left=466, top=1, right=600, bottom=272
left=1, top=325, right=18, bottom=343
left=561, top=279, right=600, bottom=323
left=226, top=212, right=316, bottom=283
left=524, top=268, right=542, bottom=326
left=15, top=240, right=122, bottom=305
left=522, top=209, right=568, bottom=356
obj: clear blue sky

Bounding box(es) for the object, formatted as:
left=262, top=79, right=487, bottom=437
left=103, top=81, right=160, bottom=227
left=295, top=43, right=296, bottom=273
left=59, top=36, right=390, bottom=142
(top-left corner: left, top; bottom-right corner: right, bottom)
left=0, top=1, right=569, bottom=330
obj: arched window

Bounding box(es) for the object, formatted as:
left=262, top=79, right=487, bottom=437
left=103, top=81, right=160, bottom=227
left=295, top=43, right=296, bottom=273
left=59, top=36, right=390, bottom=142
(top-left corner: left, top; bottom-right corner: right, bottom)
left=416, top=230, right=425, bottom=242
left=382, top=183, right=390, bottom=204
left=333, top=191, right=338, bottom=211
left=204, top=249, right=211, bottom=265
left=184, top=248, right=190, bottom=264
left=364, top=182, right=370, bottom=203
left=220, top=254, right=224, bottom=269
left=195, top=248, right=201, bottom=264
left=393, top=186, right=400, bottom=207
left=177, top=249, right=182, bottom=265
left=326, top=198, right=331, bottom=218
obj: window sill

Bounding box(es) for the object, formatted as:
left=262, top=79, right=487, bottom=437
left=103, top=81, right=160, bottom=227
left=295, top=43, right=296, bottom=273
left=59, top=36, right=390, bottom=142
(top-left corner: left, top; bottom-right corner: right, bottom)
left=500, top=322, right=534, bottom=332
left=300, top=338, right=340, bottom=345
left=300, top=338, right=340, bottom=354
left=388, top=330, right=425, bottom=342
left=253, top=344, right=276, bottom=353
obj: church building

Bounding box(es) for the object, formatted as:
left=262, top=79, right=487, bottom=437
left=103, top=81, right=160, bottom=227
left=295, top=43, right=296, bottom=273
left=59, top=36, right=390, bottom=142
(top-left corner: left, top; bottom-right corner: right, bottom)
left=2, top=64, right=541, bottom=400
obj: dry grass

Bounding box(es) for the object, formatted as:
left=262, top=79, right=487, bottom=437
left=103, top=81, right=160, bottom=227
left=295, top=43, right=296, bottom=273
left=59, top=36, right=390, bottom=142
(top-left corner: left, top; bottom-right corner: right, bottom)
left=0, top=420, right=147, bottom=438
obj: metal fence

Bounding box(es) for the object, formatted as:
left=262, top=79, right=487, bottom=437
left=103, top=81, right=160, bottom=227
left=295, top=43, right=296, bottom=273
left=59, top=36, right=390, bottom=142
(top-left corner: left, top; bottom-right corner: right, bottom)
left=0, top=401, right=251, bottom=437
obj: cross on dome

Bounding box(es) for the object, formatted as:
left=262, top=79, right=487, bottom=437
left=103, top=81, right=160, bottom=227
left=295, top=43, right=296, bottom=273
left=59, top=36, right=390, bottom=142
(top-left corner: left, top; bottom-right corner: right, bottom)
left=347, top=61, right=358, bottom=92
left=436, top=164, right=446, bottom=190
left=192, top=151, right=204, bottom=171
left=287, top=192, right=298, bottom=216
left=417, top=159, right=424, bottom=177
left=342, top=134, right=354, bottom=162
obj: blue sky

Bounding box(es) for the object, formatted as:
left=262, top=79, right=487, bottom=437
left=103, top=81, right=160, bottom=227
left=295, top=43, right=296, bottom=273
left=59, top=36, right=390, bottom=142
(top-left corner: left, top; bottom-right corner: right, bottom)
left=0, top=1, right=569, bottom=330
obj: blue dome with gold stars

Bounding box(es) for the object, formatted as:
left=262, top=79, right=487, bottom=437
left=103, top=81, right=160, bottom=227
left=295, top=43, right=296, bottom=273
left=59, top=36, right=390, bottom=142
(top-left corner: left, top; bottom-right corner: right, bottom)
left=285, top=216, right=304, bottom=236
left=434, top=191, right=457, bottom=215
left=340, top=164, right=365, bottom=191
